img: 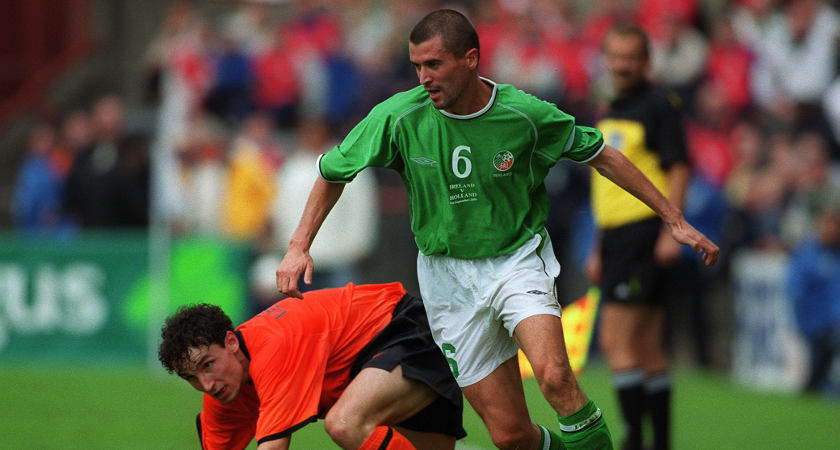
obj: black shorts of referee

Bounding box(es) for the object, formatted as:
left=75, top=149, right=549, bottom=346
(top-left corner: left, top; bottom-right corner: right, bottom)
left=599, top=217, right=670, bottom=306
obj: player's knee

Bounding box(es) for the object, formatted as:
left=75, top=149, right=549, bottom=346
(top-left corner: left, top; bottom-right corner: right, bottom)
left=324, top=408, right=369, bottom=448
left=533, top=362, right=577, bottom=398
left=489, top=427, right=533, bottom=450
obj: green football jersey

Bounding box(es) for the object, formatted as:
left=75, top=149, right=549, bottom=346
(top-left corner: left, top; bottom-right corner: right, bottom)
left=319, top=79, right=604, bottom=259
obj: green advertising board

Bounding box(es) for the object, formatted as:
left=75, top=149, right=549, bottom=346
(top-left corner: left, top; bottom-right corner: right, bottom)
left=0, top=232, right=249, bottom=363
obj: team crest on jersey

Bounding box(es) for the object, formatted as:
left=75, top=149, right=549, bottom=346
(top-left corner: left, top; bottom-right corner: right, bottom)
left=493, top=151, right=514, bottom=171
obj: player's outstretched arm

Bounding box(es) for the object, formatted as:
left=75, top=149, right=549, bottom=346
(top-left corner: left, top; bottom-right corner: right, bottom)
left=587, top=145, right=719, bottom=266
left=276, top=178, right=345, bottom=298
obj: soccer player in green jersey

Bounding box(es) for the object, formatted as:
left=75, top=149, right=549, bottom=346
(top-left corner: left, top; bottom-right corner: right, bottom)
left=276, top=9, right=719, bottom=450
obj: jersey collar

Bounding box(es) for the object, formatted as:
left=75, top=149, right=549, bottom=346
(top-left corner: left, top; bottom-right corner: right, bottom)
left=438, top=77, right=497, bottom=120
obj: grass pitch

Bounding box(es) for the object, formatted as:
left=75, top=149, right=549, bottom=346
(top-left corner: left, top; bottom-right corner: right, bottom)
left=2, top=363, right=838, bottom=449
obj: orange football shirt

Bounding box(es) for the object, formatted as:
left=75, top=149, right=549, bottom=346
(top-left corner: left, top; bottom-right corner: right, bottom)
left=198, top=282, right=407, bottom=448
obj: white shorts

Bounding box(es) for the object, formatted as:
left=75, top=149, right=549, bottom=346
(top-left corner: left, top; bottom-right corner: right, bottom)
left=417, top=233, right=563, bottom=387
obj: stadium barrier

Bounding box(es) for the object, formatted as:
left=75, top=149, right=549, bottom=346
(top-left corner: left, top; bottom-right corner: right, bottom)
left=0, top=232, right=249, bottom=364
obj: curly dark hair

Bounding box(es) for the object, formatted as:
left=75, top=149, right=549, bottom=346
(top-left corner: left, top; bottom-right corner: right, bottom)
left=158, top=303, right=234, bottom=375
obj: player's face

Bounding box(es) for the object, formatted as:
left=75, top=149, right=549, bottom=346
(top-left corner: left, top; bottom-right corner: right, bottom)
left=409, top=35, right=477, bottom=112
left=603, top=33, right=648, bottom=94
left=179, top=332, right=247, bottom=404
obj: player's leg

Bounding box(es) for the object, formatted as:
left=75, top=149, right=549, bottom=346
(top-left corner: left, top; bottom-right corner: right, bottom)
left=599, top=302, right=646, bottom=450
left=324, top=365, right=451, bottom=450
left=639, top=305, right=670, bottom=450
left=459, top=356, right=543, bottom=449
left=515, top=314, right=613, bottom=449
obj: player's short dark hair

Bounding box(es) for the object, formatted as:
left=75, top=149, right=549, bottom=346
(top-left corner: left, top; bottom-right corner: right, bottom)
left=409, top=9, right=480, bottom=59
left=604, top=23, right=650, bottom=59
left=158, top=303, right=234, bottom=375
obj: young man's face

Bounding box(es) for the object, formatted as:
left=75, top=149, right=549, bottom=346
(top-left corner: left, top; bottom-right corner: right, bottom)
left=603, top=33, right=648, bottom=94
left=177, top=331, right=247, bottom=404
left=409, top=35, right=477, bottom=112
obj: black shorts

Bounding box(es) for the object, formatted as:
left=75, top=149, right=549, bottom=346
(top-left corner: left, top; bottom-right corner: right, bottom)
left=600, top=218, right=667, bottom=306
left=350, top=294, right=467, bottom=440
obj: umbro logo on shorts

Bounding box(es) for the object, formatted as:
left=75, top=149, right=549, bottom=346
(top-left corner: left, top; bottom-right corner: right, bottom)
left=526, top=290, right=548, bottom=295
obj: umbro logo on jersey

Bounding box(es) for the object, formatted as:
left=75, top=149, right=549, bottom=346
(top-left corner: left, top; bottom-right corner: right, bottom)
left=493, top=151, right=514, bottom=171
left=410, top=157, right=438, bottom=166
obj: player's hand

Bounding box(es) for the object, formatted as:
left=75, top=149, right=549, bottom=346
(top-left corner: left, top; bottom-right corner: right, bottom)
left=275, top=247, right=314, bottom=299
left=665, top=216, right=719, bottom=267
left=654, top=228, right=681, bottom=267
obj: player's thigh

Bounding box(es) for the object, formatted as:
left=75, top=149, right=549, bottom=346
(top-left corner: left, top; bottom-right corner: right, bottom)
left=329, top=365, right=437, bottom=427
left=598, top=302, right=649, bottom=351
left=460, top=356, right=532, bottom=434
left=396, top=428, right=455, bottom=450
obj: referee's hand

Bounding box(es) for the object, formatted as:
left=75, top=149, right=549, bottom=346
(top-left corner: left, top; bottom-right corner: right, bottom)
left=276, top=248, right=313, bottom=299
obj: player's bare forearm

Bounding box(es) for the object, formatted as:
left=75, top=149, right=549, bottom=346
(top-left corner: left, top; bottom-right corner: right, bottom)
left=588, top=146, right=680, bottom=222
left=587, top=146, right=719, bottom=266
left=276, top=178, right=345, bottom=297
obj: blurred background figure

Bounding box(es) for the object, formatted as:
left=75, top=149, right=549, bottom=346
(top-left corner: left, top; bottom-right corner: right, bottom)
left=787, top=195, right=840, bottom=395
left=221, top=111, right=282, bottom=241
left=63, top=94, right=148, bottom=229
left=11, top=122, right=62, bottom=233
left=171, top=112, right=227, bottom=236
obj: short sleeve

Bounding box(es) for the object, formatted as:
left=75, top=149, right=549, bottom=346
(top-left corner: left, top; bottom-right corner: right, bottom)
left=563, top=125, right=605, bottom=163
left=653, top=92, right=688, bottom=168
left=251, top=332, right=332, bottom=444
left=198, top=388, right=259, bottom=450
left=319, top=104, right=400, bottom=182
left=529, top=98, right=604, bottom=164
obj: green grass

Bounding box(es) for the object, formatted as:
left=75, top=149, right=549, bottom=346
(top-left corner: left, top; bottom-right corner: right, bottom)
left=2, top=363, right=838, bottom=449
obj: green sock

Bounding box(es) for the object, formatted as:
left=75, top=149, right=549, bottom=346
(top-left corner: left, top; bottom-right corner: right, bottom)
left=557, top=399, right=614, bottom=449
left=538, top=424, right=565, bottom=450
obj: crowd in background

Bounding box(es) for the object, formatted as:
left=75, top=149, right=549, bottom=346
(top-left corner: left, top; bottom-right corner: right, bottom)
left=10, top=0, right=840, bottom=377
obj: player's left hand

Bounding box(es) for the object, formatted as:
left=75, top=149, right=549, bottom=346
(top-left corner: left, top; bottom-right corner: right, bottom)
left=665, top=216, right=719, bottom=267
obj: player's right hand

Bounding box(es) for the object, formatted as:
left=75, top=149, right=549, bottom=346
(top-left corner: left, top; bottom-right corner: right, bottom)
left=275, top=247, right=314, bottom=299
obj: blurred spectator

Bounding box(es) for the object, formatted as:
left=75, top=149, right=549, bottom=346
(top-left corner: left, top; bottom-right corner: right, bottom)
left=650, top=14, right=709, bottom=103
left=726, top=130, right=797, bottom=248
left=221, top=2, right=274, bottom=54
left=11, top=122, right=64, bottom=232
left=636, top=0, right=699, bottom=43
left=203, top=37, right=254, bottom=126
left=781, top=132, right=840, bottom=245
left=751, top=0, right=839, bottom=126
left=685, top=81, right=738, bottom=188
left=731, top=0, right=782, bottom=52
left=786, top=196, right=840, bottom=394
left=252, top=28, right=304, bottom=129
left=222, top=111, right=282, bottom=240
left=705, top=14, right=754, bottom=113
left=270, top=117, right=378, bottom=296
left=172, top=113, right=227, bottom=235
left=490, top=10, right=562, bottom=101
left=52, top=110, right=93, bottom=181
left=64, top=95, right=149, bottom=228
